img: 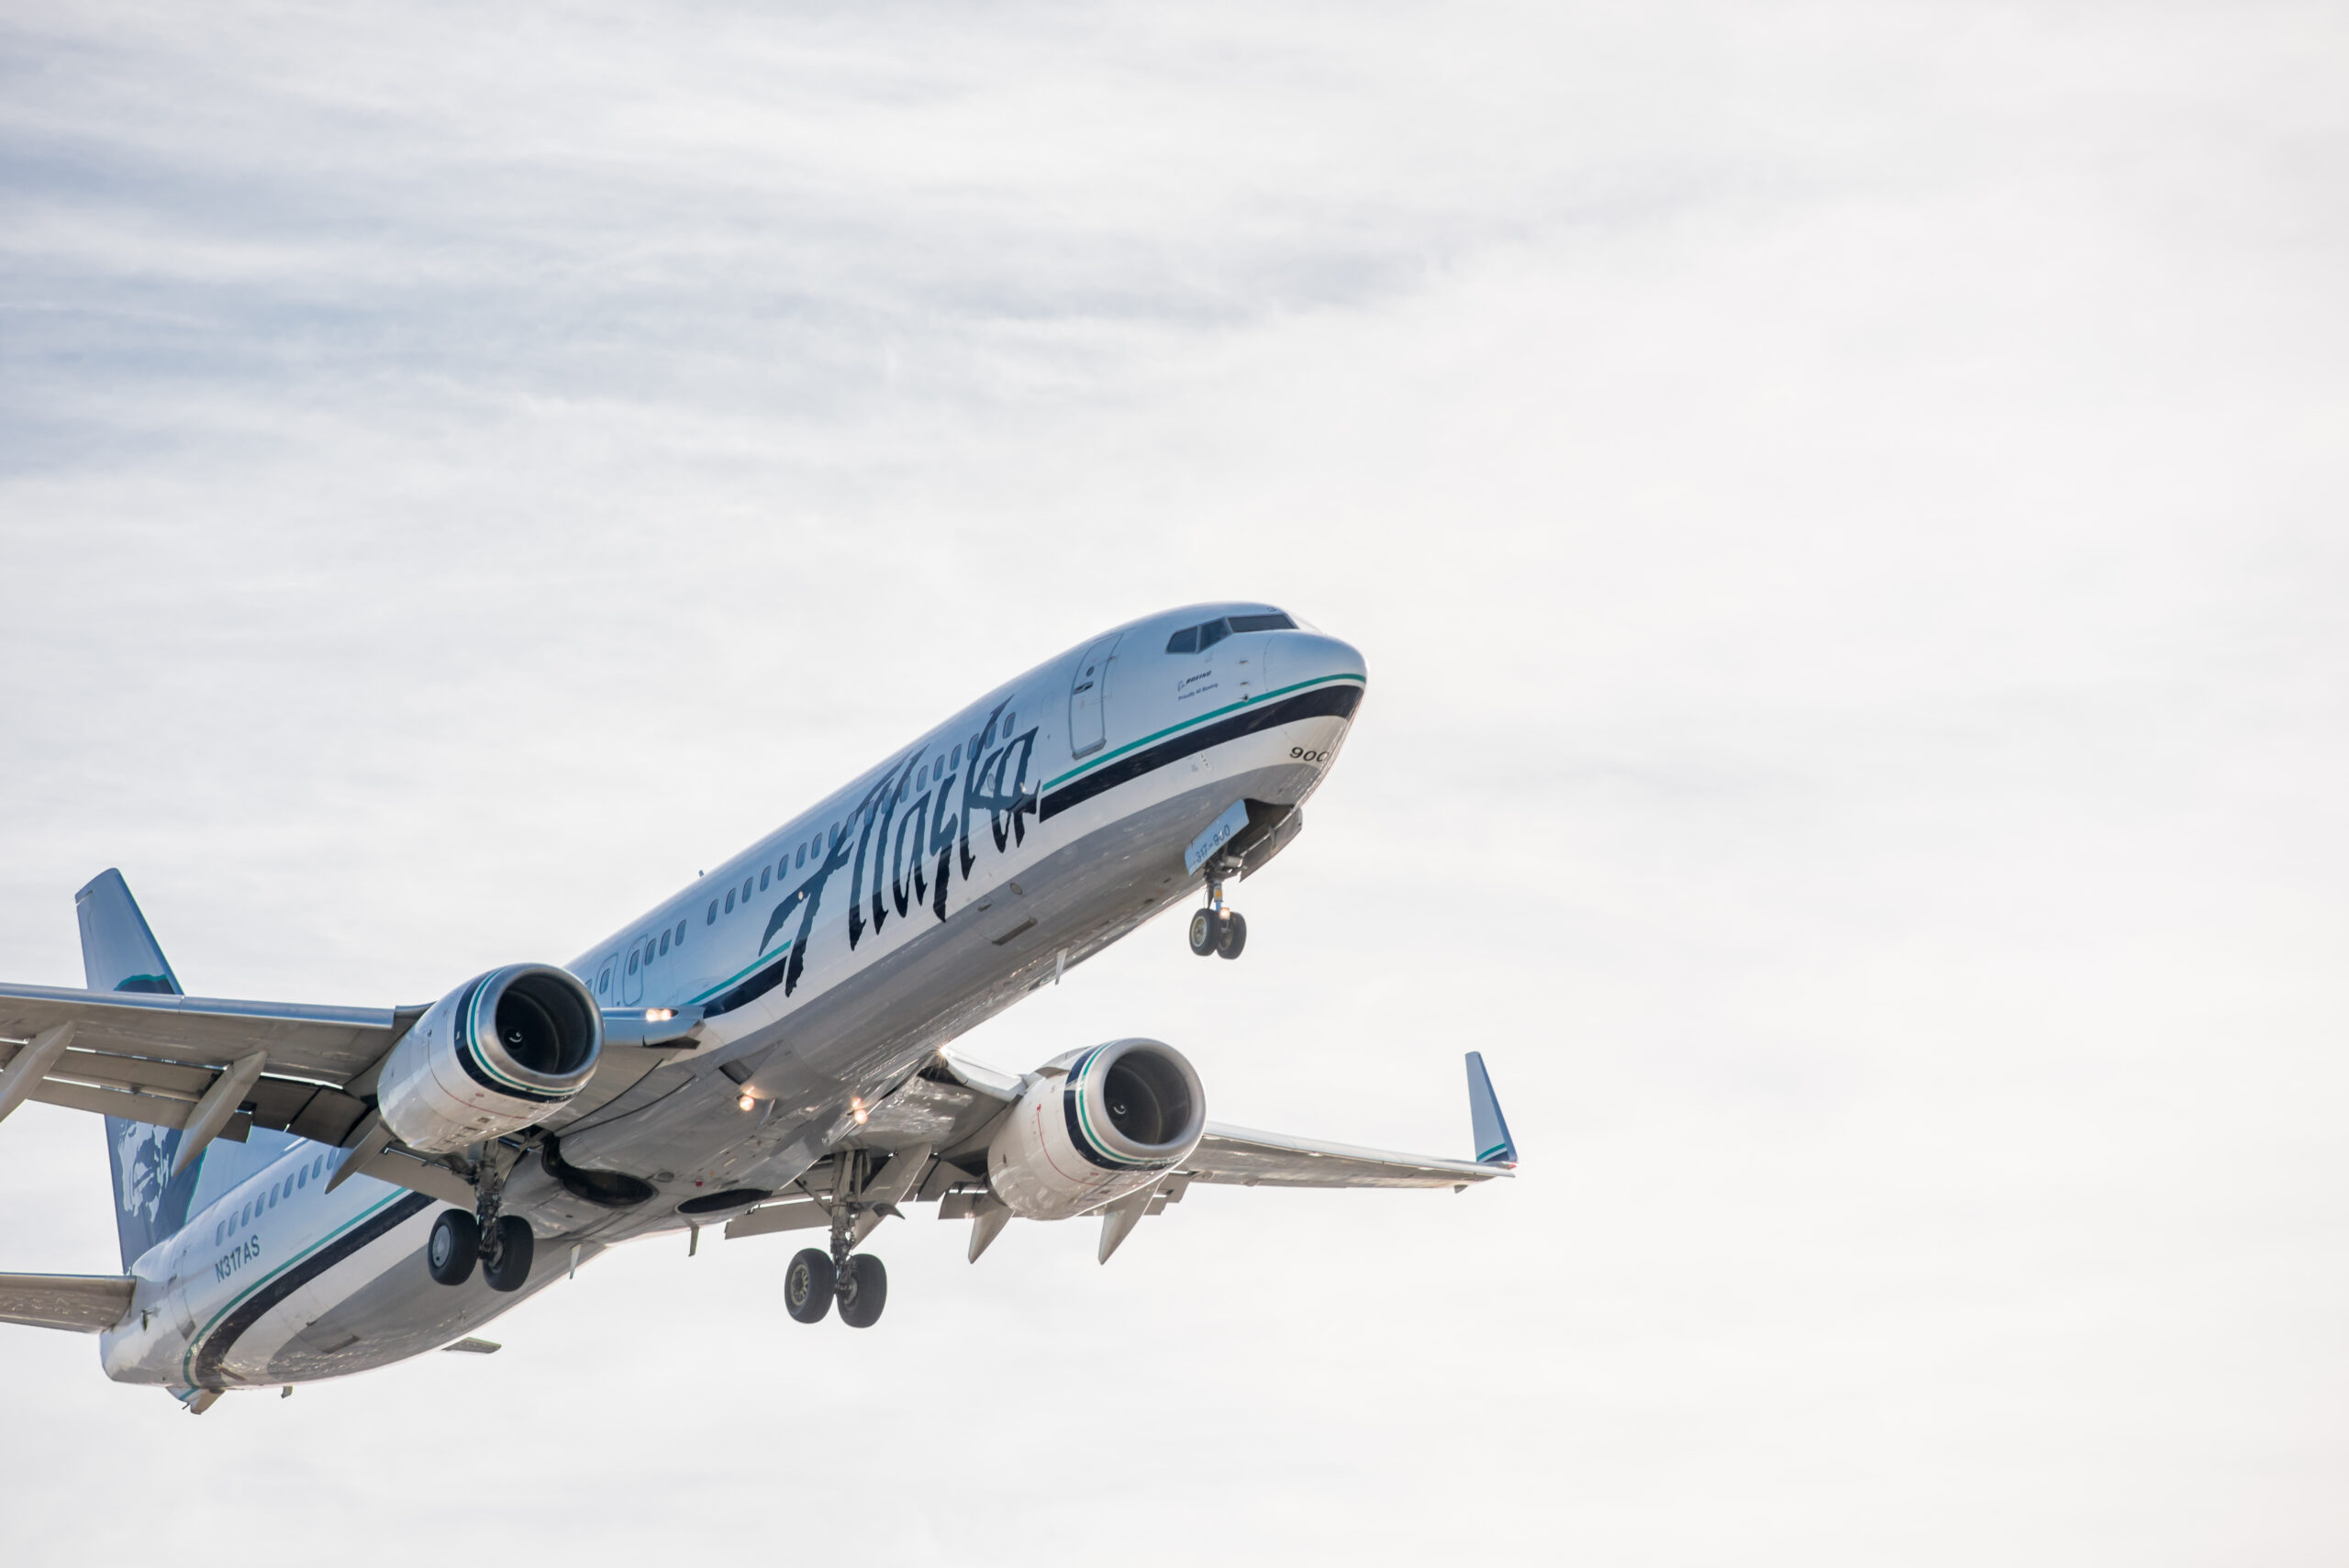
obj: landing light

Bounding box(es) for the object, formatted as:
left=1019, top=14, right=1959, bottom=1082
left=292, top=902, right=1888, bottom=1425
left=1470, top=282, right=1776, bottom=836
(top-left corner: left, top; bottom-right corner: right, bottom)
left=852, top=1096, right=869, bottom=1126
left=645, top=1008, right=674, bottom=1022
left=737, top=1093, right=756, bottom=1112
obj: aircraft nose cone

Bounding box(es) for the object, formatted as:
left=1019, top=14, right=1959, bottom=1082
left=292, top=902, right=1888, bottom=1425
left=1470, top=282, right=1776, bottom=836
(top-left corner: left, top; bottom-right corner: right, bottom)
left=1272, top=630, right=1368, bottom=694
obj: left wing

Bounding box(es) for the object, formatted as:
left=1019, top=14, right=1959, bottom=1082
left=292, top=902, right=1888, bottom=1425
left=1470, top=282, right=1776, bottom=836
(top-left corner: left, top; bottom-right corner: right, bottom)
left=0, top=984, right=406, bottom=1148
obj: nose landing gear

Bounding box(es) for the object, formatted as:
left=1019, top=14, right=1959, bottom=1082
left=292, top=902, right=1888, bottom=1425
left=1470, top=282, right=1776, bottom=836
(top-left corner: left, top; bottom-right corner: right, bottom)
left=1186, top=867, right=1247, bottom=961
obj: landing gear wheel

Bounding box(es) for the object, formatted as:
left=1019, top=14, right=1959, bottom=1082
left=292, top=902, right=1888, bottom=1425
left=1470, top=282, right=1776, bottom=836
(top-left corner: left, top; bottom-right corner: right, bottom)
left=427, top=1209, right=479, bottom=1286
left=1187, top=909, right=1217, bottom=957
left=785, top=1248, right=835, bottom=1323
left=837, top=1253, right=888, bottom=1329
left=483, top=1217, right=535, bottom=1293
left=1215, top=910, right=1248, bottom=960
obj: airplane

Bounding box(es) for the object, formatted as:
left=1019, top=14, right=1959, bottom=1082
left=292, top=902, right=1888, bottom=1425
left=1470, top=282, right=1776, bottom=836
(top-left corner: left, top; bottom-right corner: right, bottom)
left=0, top=603, right=1518, bottom=1412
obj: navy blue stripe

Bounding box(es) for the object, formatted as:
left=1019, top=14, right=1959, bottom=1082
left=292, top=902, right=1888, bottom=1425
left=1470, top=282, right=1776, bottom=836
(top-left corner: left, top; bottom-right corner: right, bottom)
left=1039, top=684, right=1361, bottom=823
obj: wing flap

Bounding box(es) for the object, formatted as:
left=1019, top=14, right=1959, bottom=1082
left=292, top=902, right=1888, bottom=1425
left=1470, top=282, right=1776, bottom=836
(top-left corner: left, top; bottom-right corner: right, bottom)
left=0, top=1272, right=136, bottom=1333
left=26, top=1077, right=253, bottom=1140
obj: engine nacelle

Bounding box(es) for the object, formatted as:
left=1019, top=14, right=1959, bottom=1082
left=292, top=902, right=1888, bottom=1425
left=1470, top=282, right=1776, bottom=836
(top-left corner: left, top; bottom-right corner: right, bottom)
left=376, top=965, right=602, bottom=1154
left=987, top=1039, right=1206, bottom=1221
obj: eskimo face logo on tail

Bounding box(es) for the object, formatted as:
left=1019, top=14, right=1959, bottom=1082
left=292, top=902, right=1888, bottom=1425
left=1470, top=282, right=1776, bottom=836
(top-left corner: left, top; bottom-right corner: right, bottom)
left=757, top=701, right=1041, bottom=999
left=115, top=1120, right=176, bottom=1228
left=106, top=1116, right=201, bottom=1269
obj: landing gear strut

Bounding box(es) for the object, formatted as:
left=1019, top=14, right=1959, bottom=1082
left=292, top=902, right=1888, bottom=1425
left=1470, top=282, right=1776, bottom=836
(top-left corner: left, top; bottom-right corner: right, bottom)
left=784, top=1159, right=890, bottom=1328
left=1187, top=865, right=1247, bottom=961
left=426, top=1145, right=536, bottom=1293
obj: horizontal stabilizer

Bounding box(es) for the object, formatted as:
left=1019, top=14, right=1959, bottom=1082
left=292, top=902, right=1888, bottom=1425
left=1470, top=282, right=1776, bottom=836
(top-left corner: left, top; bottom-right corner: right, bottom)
left=1466, top=1051, right=1517, bottom=1166
left=0, top=1272, right=135, bottom=1333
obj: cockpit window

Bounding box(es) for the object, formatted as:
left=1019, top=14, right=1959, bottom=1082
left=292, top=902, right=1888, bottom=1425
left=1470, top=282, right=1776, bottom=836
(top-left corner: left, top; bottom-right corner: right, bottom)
left=1166, top=610, right=1294, bottom=654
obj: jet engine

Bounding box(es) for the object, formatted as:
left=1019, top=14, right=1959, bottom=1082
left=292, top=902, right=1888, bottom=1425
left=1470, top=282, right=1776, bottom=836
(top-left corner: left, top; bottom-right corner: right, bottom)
left=986, top=1039, right=1206, bottom=1220
left=375, top=965, right=602, bottom=1154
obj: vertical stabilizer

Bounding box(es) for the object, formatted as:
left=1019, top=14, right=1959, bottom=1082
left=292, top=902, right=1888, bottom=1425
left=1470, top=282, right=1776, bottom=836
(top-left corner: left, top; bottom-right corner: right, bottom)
left=1465, top=1051, right=1518, bottom=1167
left=75, top=871, right=203, bottom=1270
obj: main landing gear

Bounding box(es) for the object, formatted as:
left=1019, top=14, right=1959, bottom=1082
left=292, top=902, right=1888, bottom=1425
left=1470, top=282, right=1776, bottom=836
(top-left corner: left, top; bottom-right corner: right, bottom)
left=426, top=1150, right=536, bottom=1293
left=785, top=1207, right=888, bottom=1329
left=1186, top=867, right=1247, bottom=961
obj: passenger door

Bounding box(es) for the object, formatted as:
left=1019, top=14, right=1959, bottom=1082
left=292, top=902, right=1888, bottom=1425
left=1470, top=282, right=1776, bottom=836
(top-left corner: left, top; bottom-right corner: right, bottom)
left=1068, top=634, right=1122, bottom=759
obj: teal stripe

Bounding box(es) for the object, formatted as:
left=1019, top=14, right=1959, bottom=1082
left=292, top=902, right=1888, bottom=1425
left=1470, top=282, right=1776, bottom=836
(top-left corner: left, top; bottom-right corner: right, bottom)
left=181, top=1190, right=407, bottom=1387
left=1041, top=673, right=1366, bottom=795
left=686, top=939, right=793, bottom=1006
left=1477, top=1142, right=1510, bottom=1162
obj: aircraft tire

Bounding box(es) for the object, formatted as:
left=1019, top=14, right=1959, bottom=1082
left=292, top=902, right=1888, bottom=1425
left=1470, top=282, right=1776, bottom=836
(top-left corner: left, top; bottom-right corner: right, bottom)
left=484, top=1217, right=535, bottom=1293
left=838, top=1253, right=888, bottom=1329
left=785, top=1249, right=835, bottom=1323
left=1216, top=911, right=1248, bottom=961
left=1187, top=910, right=1217, bottom=956
left=428, top=1209, right=480, bottom=1286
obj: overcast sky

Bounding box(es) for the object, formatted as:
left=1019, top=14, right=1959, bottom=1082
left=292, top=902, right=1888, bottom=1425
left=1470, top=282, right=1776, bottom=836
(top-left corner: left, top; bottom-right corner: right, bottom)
left=2, top=2, right=2345, bottom=1562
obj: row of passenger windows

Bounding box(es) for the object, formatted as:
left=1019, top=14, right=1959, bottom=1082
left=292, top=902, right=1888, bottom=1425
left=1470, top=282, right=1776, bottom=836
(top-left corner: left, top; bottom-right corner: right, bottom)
left=1165, top=611, right=1295, bottom=654
left=586, top=711, right=1033, bottom=999
left=213, top=1151, right=340, bottom=1244
left=689, top=717, right=1019, bottom=933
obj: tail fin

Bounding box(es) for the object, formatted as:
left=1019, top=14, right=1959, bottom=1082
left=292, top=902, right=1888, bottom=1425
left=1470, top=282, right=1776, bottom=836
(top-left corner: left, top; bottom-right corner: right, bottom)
left=1465, top=1051, right=1518, bottom=1167
left=76, top=871, right=203, bottom=1270
left=76, top=869, right=183, bottom=995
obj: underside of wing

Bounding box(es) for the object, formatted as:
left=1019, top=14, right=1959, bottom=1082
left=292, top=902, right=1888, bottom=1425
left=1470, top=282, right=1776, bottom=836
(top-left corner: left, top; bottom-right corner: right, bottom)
left=1180, top=1122, right=1510, bottom=1189
left=0, top=983, right=405, bottom=1147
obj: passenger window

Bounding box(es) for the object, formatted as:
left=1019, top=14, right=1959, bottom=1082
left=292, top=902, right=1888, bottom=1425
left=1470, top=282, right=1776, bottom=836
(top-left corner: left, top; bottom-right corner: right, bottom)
left=628, top=950, right=640, bottom=975
left=659, top=930, right=671, bottom=955
left=707, top=900, right=718, bottom=924
left=760, top=868, right=771, bottom=891
left=725, top=889, right=736, bottom=913
left=951, top=745, right=963, bottom=769
left=313, top=1156, right=324, bottom=1178
left=216, top=1221, right=224, bottom=1244
left=267, top=1189, right=277, bottom=1210
left=796, top=844, right=806, bottom=868
left=1165, top=627, right=1199, bottom=654
left=1005, top=710, right=1017, bottom=730
left=296, top=1168, right=305, bottom=1190
left=675, top=918, right=686, bottom=943
left=598, top=965, right=611, bottom=994
left=742, top=877, right=753, bottom=901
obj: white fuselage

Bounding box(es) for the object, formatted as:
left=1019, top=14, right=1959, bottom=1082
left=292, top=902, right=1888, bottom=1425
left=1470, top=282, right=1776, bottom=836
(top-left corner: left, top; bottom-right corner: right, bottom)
left=99, top=604, right=1367, bottom=1395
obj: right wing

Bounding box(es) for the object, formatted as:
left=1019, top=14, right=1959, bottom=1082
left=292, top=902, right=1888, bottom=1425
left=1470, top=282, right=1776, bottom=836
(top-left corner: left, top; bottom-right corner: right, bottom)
left=1178, top=1122, right=1508, bottom=1189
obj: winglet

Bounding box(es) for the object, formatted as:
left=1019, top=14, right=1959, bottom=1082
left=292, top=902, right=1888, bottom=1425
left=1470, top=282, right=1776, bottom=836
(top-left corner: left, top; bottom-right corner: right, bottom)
left=1466, top=1052, right=1517, bottom=1167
